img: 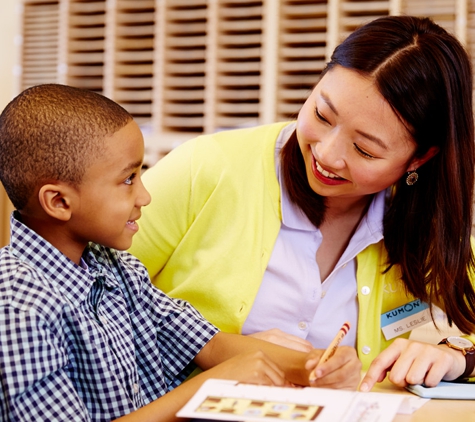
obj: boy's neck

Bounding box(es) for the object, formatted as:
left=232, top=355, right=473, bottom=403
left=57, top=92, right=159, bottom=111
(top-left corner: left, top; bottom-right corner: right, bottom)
left=18, top=211, right=86, bottom=265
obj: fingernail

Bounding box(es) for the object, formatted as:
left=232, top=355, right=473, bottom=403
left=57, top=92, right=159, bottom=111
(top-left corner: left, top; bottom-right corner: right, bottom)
left=359, top=382, right=369, bottom=392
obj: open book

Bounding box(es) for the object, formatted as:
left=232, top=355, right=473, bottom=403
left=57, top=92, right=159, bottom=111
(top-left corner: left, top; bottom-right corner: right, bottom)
left=177, top=379, right=428, bottom=422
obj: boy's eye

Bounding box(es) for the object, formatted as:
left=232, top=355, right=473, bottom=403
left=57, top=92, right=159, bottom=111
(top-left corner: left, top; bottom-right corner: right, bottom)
left=353, top=143, right=376, bottom=159
left=124, top=173, right=137, bottom=185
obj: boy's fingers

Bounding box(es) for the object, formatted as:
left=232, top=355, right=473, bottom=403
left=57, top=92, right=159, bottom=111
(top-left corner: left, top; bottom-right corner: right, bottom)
left=314, top=346, right=359, bottom=377
left=307, top=347, right=361, bottom=389
left=249, top=351, right=287, bottom=386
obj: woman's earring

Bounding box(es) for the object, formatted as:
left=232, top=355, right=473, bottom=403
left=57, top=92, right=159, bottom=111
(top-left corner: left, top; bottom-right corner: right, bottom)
left=406, top=170, right=418, bottom=186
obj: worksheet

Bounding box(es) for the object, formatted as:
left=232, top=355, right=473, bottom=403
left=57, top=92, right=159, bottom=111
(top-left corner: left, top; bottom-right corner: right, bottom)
left=177, top=379, right=428, bottom=422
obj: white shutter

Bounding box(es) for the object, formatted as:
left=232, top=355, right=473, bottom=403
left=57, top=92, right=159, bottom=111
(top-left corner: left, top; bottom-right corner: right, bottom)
left=16, top=0, right=470, bottom=165
left=20, top=1, right=60, bottom=90
left=66, top=0, right=105, bottom=91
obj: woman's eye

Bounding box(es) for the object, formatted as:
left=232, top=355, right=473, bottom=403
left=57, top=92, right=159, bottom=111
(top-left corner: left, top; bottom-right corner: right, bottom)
left=354, top=144, right=376, bottom=159
left=315, top=107, right=329, bottom=124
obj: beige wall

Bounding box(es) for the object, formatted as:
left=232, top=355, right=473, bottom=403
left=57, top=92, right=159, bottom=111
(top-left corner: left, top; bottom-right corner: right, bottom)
left=0, top=0, right=19, bottom=246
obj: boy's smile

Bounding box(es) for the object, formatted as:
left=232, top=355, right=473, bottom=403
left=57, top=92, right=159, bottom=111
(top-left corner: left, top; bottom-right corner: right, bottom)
left=66, top=120, right=151, bottom=257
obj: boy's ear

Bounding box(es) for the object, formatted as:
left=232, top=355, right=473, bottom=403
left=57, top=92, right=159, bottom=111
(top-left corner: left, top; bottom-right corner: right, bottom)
left=38, top=183, right=74, bottom=222
left=408, top=146, right=439, bottom=171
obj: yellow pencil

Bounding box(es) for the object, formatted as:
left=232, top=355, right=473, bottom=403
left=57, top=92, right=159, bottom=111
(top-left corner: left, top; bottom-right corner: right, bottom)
left=309, top=322, right=351, bottom=382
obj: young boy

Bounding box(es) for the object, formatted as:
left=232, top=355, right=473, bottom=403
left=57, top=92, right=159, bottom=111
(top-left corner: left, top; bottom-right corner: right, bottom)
left=0, top=84, right=361, bottom=421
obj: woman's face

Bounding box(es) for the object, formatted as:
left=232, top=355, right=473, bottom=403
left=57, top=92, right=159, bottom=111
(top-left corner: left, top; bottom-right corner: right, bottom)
left=296, top=65, right=422, bottom=203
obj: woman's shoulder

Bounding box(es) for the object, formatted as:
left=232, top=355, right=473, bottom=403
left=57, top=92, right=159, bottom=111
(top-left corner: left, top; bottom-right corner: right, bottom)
left=140, top=122, right=291, bottom=205
left=171, top=121, right=294, bottom=159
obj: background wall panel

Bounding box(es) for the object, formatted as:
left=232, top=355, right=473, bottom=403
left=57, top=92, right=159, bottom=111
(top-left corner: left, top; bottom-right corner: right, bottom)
left=1, top=0, right=474, bottom=244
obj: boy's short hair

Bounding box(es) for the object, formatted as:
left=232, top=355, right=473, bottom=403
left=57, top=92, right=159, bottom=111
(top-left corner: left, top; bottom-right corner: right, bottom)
left=0, top=84, right=132, bottom=210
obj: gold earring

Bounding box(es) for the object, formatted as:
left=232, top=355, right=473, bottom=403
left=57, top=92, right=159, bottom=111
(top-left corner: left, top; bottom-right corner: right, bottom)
left=406, top=170, right=418, bottom=186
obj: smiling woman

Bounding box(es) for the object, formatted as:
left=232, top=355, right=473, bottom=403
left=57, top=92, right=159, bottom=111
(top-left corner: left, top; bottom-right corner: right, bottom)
left=296, top=66, right=432, bottom=208
left=129, top=15, right=475, bottom=391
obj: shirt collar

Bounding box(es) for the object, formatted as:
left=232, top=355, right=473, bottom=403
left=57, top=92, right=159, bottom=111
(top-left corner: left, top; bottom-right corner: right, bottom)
left=9, top=212, right=100, bottom=305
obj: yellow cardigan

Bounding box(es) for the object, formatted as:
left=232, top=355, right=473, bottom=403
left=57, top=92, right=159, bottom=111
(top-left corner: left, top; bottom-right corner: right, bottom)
left=130, top=122, right=475, bottom=370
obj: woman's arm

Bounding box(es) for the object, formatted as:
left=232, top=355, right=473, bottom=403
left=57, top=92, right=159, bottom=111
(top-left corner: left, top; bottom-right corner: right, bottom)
left=248, top=328, right=314, bottom=352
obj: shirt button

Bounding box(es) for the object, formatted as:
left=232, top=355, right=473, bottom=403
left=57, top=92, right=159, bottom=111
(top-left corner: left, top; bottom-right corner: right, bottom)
left=100, top=316, right=108, bottom=325
left=298, top=321, right=307, bottom=330
left=133, top=383, right=139, bottom=394
left=342, top=263, right=347, bottom=268
left=362, top=345, right=371, bottom=355
left=361, top=286, right=371, bottom=295
left=321, top=291, right=326, bottom=298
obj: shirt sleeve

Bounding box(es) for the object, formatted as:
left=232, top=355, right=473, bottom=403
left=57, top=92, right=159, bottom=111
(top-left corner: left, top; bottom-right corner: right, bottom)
left=125, top=253, right=219, bottom=391
left=152, top=286, right=220, bottom=389
left=0, top=305, right=91, bottom=421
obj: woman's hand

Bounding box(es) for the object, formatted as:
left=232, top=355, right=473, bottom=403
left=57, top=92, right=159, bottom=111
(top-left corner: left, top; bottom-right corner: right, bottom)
left=305, top=346, right=362, bottom=390
left=360, top=338, right=466, bottom=391
left=248, top=329, right=314, bottom=353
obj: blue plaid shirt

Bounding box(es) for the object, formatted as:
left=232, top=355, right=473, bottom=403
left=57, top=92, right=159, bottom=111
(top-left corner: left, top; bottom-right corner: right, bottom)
left=0, top=213, right=219, bottom=421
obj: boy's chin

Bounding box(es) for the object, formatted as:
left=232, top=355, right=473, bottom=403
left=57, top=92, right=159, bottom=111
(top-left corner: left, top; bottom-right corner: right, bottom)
left=102, top=238, right=134, bottom=251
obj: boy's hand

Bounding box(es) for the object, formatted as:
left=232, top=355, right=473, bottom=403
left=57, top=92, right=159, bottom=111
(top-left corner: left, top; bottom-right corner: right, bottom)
left=248, top=329, right=314, bottom=353
left=195, top=332, right=361, bottom=390
left=203, top=350, right=291, bottom=386
left=305, top=346, right=362, bottom=390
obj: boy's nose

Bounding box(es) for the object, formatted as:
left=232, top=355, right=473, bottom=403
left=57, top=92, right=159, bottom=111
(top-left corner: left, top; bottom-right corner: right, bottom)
left=142, top=189, right=152, bottom=207
left=137, top=181, right=151, bottom=207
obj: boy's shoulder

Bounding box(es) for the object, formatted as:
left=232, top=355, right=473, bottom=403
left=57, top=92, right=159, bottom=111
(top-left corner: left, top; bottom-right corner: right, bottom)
left=0, top=245, right=64, bottom=320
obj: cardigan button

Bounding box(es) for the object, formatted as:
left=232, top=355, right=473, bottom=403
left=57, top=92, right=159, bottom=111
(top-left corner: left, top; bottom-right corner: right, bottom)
left=361, top=286, right=371, bottom=295
left=362, top=345, right=371, bottom=355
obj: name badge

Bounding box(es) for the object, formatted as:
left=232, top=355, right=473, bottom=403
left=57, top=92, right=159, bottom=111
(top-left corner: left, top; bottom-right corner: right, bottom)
left=381, top=299, right=431, bottom=341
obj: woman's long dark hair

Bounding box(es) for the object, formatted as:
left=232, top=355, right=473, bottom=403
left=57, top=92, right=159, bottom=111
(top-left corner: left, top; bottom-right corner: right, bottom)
left=282, top=16, right=475, bottom=333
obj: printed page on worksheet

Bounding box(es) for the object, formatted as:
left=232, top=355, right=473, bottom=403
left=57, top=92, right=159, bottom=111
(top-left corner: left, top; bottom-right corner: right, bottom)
left=177, top=379, right=427, bottom=422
